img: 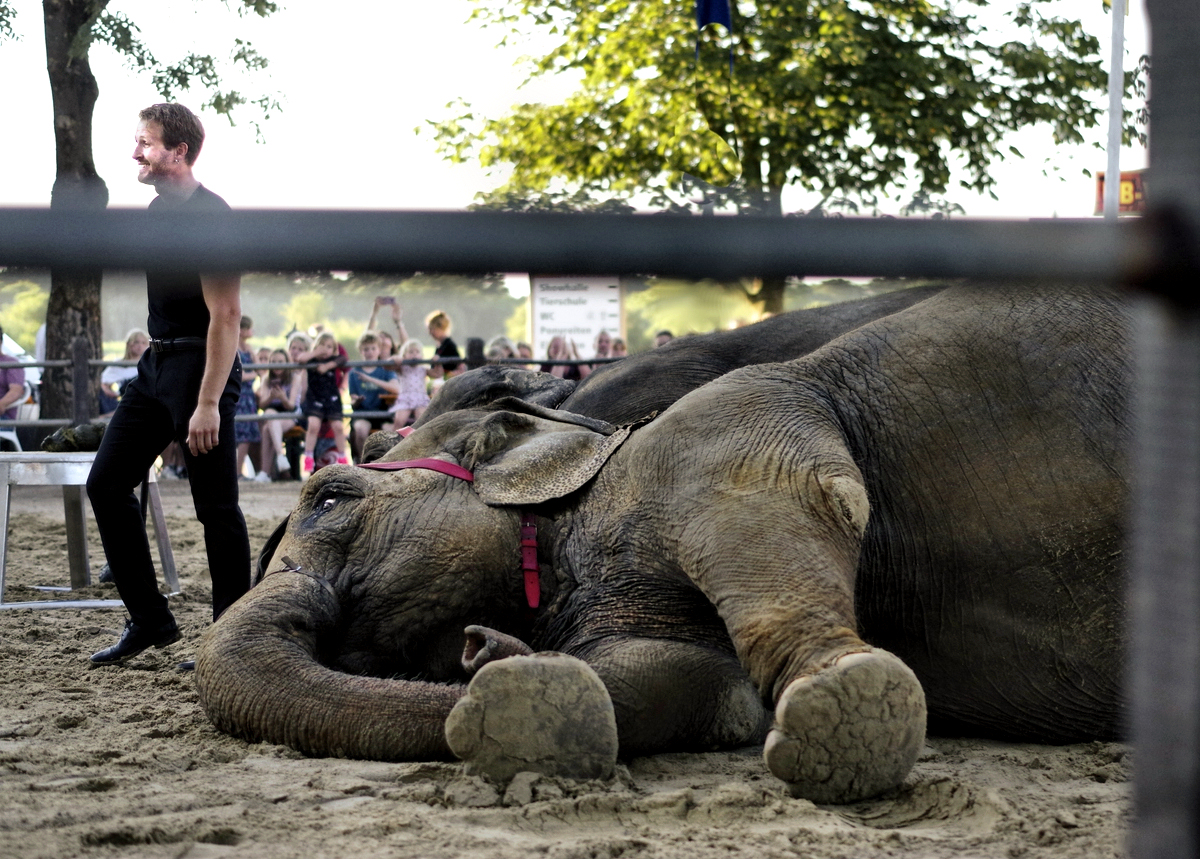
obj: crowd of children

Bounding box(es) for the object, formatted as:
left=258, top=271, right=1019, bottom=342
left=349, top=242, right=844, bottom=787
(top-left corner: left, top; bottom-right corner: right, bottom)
left=102, top=300, right=631, bottom=482
left=217, top=302, right=464, bottom=480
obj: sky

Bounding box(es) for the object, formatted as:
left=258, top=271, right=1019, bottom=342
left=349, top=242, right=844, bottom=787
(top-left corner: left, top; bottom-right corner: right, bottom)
left=0, top=0, right=1150, bottom=219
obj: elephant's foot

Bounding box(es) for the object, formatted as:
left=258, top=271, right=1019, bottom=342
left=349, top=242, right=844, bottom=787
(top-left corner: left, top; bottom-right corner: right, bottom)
left=763, top=649, right=926, bottom=804
left=445, top=652, right=618, bottom=784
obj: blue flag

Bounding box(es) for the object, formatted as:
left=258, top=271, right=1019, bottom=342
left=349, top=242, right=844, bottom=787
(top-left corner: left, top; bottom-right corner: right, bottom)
left=696, top=0, right=732, bottom=30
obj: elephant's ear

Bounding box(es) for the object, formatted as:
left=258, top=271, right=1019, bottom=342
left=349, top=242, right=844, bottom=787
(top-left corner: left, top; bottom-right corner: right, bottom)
left=449, top=407, right=630, bottom=506
left=254, top=515, right=291, bottom=586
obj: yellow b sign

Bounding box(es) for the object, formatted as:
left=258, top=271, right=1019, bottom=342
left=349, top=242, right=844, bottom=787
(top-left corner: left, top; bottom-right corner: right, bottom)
left=1094, top=169, right=1147, bottom=216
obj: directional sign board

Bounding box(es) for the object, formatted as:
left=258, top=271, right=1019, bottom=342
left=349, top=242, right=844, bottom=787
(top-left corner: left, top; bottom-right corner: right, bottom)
left=529, top=275, right=623, bottom=360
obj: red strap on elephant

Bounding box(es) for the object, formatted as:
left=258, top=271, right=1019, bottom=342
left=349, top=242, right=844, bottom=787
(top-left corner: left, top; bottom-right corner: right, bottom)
left=520, top=514, right=539, bottom=609
left=357, top=457, right=474, bottom=482
left=356, top=457, right=540, bottom=609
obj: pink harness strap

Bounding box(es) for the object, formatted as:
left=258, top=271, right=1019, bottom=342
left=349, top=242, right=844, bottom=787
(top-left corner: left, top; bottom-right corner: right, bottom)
left=357, top=457, right=474, bottom=482
left=356, top=457, right=539, bottom=609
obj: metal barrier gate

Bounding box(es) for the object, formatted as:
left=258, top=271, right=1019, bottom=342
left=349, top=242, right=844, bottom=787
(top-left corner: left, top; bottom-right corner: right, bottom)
left=0, top=1, right=1196, bottom=855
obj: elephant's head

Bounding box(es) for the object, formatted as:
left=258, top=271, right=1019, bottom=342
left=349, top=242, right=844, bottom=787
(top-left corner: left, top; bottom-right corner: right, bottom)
left=196, top=401, right=630, bottom=761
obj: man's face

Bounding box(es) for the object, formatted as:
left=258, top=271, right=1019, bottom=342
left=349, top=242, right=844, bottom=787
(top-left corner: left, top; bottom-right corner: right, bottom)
left=133, top=120, right=179, bottom=186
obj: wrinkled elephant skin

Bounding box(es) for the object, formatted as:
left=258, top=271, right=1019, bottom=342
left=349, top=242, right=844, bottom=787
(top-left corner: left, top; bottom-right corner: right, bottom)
left=198, top=283, right=1127, bottom=804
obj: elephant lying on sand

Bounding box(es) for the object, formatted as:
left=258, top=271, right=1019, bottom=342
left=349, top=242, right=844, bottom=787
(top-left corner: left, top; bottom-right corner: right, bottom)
left=196, top=282, right=1127, bottom=804
left=416, top=283, right=948, bottom=427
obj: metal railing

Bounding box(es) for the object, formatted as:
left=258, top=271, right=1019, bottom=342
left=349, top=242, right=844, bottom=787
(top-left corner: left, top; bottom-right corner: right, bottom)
left=0, top=4, right=1195, bottom=856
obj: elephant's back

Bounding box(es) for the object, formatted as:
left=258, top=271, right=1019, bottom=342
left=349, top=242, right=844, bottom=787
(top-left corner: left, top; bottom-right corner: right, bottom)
left=833, top=282, right=1129, bottom=741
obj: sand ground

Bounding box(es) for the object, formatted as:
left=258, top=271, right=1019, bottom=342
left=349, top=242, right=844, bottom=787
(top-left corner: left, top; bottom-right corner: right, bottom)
left=0, top=479, right=1130, bottom=859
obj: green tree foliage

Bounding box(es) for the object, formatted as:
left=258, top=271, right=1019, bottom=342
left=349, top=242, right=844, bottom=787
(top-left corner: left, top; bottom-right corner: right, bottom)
left=0, top=280, right=50, bottom=349
left=433, top=0, right=1119, bottom=218
left=436, top=0, right=1118, bottom=314
left=432, top=0, right=1124, bottom=316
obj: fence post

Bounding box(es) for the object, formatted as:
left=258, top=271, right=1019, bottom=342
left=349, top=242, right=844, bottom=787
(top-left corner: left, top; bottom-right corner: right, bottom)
left=1132, top=2, right=1200, bottom=857
left=71, top=336, right=91, bottom=427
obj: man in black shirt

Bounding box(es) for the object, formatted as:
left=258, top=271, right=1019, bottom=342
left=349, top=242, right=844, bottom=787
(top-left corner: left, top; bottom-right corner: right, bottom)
left=89, top=103, right=251, bottom=666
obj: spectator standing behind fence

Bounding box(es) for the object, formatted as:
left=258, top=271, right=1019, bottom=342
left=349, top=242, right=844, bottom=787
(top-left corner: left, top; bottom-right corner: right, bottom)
left=98, top=328, right=149, bottom=417
left=254, top=346, right=271, bottom=387
left=422, top=310, right=461, bottom=392
left=485, top=335, right=516, bottom=363
left=540, top=335, right=583, bottom=381
left=233, top=316, right=261, bottom=479
left=348, top=331, right=397, bottom=458
left=387, top=338, right=432, bottom=430
left=297, top=331, right=350, bottom=475
left=287, top=332, right=310, bottom=407
left=256, top=349, right=296, bottom=481
left=0, top=323, right=26, bottom=425
left=367, top=297, right=404, bottom=357
left=579, top=329, right=614, bottom=379
left=611, top=336, right=628, bottom=358
left=88, top=102, right=250, bottom=668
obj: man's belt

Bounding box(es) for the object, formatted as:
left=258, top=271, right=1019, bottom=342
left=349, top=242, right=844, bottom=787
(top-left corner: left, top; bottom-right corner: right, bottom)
left=149, top=337, right=206, bottom=353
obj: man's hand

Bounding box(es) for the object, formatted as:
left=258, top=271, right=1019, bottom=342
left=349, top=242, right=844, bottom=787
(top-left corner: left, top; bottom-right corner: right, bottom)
left=186, top=402, right=221, bottom=455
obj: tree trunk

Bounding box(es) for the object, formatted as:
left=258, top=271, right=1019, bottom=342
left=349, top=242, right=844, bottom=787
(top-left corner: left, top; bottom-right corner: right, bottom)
left=42, top=0, right=110, bottom=424
left=748, top=189, right=788, bottom=316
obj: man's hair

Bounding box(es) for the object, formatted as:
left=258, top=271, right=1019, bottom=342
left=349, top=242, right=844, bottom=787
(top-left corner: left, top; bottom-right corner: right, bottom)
left=139, top=103, right=205, bottom=165
left=240, top=315, right=253, bottom=330
left=357, top=331, right=380, bottom=351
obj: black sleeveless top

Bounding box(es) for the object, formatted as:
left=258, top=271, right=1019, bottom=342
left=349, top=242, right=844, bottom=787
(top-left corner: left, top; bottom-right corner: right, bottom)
left=145, top=184, right=230, bottom=340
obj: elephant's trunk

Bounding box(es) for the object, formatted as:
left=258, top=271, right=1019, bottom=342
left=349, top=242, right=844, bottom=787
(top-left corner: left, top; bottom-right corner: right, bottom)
left=196, top=572, right=463, bottom=760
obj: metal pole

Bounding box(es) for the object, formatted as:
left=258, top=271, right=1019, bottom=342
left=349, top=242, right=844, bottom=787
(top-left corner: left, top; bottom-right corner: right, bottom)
left=71, top=337, right=91, bottom=427
left=1133, top=1, right=1200, bottom=857
left=1104, top=0, right=1126, bottom=220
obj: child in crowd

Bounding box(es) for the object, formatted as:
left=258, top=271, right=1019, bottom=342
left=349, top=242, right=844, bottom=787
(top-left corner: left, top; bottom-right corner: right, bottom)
left=389, top=339, right=432, bottom=430
left=254, top=346, right=272, bottom=388
left=257, top=348, right=298, bottom=480
left=580, top=329, right=614, bottom=379
left=98, top=328, right=149, bottom=416
left=287, top=332, right=311, bottom=406
left=423, top=309, right=461, bottom=391
left=611, top=337, right=628, bottom=358
left=298, top=331, right=350, bottom=474
left=234, top=316, right=261, bottom=479
left=367, top=297, right=403, bottom=359
left=541, top=335, right=583, bottom=381
left=349, top=331, right=398, bottom=458
left=485, top=335, right=516, bottom=362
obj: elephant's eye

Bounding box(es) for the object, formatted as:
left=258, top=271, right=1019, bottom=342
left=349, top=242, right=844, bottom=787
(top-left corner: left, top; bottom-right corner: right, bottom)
left=308, top=480, right=364, bottom=520
left=300, top=476, right=366, bottom=530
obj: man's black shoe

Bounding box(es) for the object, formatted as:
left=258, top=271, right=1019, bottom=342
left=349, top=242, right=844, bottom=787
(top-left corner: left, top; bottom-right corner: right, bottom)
left=90, top=618, right=181, bottom=665
left=97, top=563, right=114, bottom=583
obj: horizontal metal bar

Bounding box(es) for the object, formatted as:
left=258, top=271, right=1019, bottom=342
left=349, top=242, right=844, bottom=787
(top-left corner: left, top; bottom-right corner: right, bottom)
left=0, top=207, right=1152, bottom=281
left=0, top=598, right=124, bottom=611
